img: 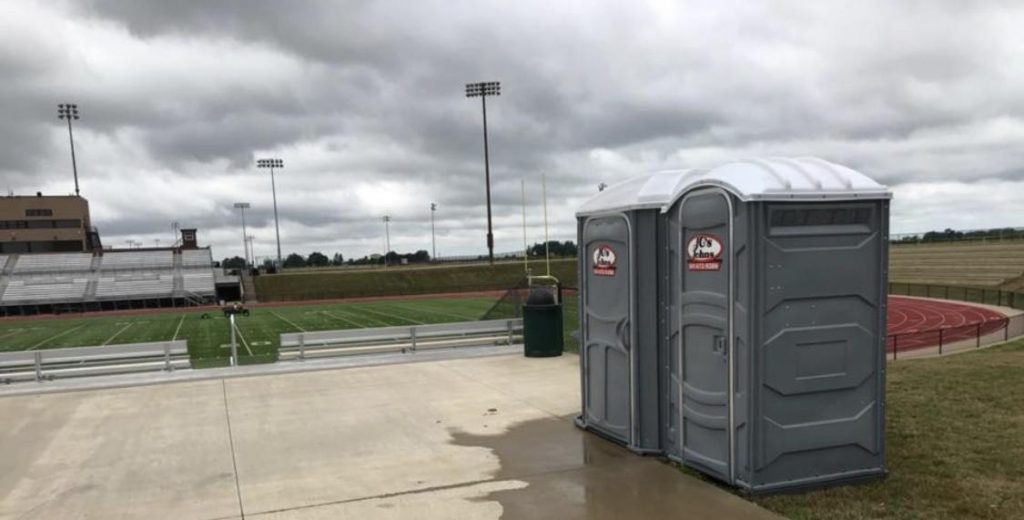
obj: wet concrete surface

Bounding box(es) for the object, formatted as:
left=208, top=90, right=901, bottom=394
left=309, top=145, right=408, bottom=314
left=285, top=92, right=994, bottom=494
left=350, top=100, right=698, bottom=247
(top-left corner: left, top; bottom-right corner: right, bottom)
left=1, top=354, right=778, bottom=519
left=451, top=415, right=780, bottom=520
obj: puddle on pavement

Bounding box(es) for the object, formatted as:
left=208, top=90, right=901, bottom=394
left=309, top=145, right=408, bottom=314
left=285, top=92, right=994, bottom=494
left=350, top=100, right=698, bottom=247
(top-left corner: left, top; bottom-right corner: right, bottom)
left=449, top=415, right=775, bottom=520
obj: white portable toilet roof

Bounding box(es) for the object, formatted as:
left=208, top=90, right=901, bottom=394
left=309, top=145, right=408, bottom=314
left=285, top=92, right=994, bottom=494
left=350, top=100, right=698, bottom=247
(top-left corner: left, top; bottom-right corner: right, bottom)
left=577, top=157, right=891, bottom=217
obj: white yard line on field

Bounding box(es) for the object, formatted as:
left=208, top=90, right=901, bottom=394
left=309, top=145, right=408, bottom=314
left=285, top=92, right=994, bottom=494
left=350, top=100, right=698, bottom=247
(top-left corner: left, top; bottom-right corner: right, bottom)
left=0, top=329, right=25, bottom=341
left=329, top=307, right=390, bottom=328
left=358, top=306, right=425, bottom=325
left=172, top=313, right=187, bottom=341
left=102, top=322, right=135, bottom=345
left=389, top=303, right=478, bottom=322
left=320, top=311, right=365, bottom=329
left=232, top=321, right=254, bottom=356
left=28, top=324, right=86, bottom=350
left=270, top=311, right=306, bottom=332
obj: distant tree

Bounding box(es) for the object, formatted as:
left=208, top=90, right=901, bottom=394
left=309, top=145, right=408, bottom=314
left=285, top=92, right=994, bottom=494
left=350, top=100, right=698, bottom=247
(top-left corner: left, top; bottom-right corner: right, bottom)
left=222, top=256, right=246, bottom=269
left=307, top=251, right=330, bottom=267
left=528, top=240, right=578, bottom=257
left=332, top=252, right=345, bottom=266
left=283, top=253, right=306, bottom=268
left=412, top=250, right=430, bottom=263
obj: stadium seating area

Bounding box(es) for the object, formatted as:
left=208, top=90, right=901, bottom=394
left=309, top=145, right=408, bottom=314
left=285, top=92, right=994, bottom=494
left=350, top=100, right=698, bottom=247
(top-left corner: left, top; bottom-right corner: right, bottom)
left=100, top=250, right=174, bottom=270
left=0, top=248, right=217, bottom=312
left=889, top=239, right=1024, bottom=287
left=13, top=253, right=94, bottom=273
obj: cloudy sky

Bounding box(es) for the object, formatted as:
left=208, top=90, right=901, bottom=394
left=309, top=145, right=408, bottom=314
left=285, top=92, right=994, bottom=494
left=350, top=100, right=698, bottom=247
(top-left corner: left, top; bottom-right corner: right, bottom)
left=1, top=0, right=1023, bottom=261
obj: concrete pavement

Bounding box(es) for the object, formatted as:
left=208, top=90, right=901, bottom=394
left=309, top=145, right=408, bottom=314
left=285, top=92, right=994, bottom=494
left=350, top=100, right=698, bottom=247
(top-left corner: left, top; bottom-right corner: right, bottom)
left=0, top=354, right=780, bottom=519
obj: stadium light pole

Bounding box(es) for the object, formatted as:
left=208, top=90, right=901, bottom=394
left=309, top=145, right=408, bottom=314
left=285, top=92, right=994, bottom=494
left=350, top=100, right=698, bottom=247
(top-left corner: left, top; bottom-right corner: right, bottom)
left=247, top=235, right=256, bottom=267
left=465, top=81, right=500, bottom=264
left=382, top=215, right=391, bottom=269
left=233, top=202, right=251, bottom=268
left=256, top=158, right=284, bottom=268
left=430, top=202, right=437, bottom=261
left=57, top=103, right=81, bottom=196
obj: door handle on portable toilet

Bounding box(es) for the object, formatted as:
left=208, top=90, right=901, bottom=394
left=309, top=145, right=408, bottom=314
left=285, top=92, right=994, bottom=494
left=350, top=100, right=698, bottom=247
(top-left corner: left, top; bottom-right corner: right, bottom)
left=617, top=320, right=631, bottom=350
left=716, top=336, right=726, bottom=356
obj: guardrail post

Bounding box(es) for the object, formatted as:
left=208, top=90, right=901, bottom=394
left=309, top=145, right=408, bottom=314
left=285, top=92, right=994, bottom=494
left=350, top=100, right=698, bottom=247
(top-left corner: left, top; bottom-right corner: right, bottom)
left=1005, top=320, right=1010, bottom=342
left=230, top=314, right=238, bottom=367
left=893, top=336, right=898, bottom=361
left=976, top=323, right=982, bottom=348
left=34, top=351, right=42, bottom=382
left=164, top=342, right=172, bottom=371
left=410, top=327, right=417, bottom=351
left=299, top=334, right=306, bottom=361
left=507, top=320, right=514, bottom=345
left=938, top=329, right=943, bottom=355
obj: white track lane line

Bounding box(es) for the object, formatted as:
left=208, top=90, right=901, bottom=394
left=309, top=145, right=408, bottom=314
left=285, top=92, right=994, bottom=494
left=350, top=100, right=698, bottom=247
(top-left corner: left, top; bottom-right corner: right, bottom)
left=270, top=310, right=306, bottom=332
left=27, top=324, right=85, bottom=350
left=102, top=322, right=135, bottom=345
left=172, top=313, right=187, bottom=341
left=357, top=306, right=425, bottom=325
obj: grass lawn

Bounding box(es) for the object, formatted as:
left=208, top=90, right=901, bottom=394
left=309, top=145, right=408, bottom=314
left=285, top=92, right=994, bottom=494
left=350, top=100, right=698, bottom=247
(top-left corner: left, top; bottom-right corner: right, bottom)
left=256, top=259, right=578, bottom=301
left=756, top=339, right=1024, bottom=519
left=0, top=294, right=582, bottom=367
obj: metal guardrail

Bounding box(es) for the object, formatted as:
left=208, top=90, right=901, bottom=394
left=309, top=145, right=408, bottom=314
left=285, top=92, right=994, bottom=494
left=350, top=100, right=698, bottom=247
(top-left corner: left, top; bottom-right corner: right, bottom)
left=887, top=282, right=1024, bottom=359
left=0, top=340, right=189, bottom=384
left=888, top=282, right=1023, bottom=310
left=280, top=318, right=523, bottom=360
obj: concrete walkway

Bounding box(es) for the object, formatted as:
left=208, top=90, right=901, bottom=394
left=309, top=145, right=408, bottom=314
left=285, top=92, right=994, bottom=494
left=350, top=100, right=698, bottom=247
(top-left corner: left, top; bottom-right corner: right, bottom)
left=0, top=354, right=779, bottom=520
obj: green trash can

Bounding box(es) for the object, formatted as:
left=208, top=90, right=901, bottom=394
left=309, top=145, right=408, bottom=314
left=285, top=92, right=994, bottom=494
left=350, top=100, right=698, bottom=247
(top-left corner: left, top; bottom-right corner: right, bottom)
left=523, top=288, right=563, bottom=357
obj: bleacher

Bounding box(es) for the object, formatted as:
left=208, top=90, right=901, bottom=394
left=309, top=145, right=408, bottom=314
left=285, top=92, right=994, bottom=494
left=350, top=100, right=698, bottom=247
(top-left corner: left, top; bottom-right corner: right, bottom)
left=2, top=276, right=88, bottom=303
left=12, top=253, right=93, bottom=273
left=96, top=274, right=175, bottom=298
left=181, top=249, right=212, bottom=268
left=182, top=268, right=215, bottom=295
left=0, top=248, right=218, bottom=311
left=889, top=240, right=1024, bottom=287
left=101, top=251, right=174, bottom=270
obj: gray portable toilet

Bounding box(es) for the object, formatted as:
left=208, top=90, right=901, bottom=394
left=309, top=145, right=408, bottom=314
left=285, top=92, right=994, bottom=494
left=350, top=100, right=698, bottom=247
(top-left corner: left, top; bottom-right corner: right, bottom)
left=574, top=170, right=703, bottom=454
left=576, top=157, right=891, bottom=494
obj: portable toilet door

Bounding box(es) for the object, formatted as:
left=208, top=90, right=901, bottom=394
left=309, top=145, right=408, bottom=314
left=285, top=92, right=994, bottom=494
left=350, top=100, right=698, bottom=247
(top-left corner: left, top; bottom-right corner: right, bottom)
left=579, top=213, right=634, bottom=445
left=660, top=157, right=890, bottom=492
left=663, top=187, right=747, bottom=485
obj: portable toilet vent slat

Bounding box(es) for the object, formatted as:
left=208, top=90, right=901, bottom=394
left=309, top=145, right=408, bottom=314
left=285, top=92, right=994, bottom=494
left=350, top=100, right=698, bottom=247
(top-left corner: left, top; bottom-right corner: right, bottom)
left=576, top=157, right=891, bottom=493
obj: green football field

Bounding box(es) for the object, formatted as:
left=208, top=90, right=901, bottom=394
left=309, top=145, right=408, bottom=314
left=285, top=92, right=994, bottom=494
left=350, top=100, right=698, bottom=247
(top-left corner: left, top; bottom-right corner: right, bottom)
left=0, top=295, right=580, bottom=368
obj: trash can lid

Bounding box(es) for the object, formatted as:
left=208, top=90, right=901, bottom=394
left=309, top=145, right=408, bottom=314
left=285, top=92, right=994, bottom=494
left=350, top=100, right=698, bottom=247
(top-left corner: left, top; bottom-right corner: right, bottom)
left=526, top=288, right=557, bottom=306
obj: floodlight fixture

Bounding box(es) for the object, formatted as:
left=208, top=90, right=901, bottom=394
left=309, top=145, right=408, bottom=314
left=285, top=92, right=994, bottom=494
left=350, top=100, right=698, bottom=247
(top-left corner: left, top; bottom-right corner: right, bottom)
left=256, top=158, right=285, bottom=267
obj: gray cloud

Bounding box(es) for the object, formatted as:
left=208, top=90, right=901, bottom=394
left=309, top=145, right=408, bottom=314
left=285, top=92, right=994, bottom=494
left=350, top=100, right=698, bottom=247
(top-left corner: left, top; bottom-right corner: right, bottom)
left=2, top=0, right=1024, bottom=261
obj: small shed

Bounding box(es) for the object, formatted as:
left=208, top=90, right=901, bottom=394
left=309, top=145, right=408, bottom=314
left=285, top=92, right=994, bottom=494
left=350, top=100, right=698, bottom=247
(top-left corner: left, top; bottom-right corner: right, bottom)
left=575, top=157, right=891, bottom=493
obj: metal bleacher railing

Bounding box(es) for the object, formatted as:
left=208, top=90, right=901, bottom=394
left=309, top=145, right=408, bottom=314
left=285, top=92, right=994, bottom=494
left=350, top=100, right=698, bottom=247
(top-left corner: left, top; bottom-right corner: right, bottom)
left=279, top=318, right=523, bottom=361
left=0, top=340, right=189, bottom=384
left=886, top=282, right=1024, bottom=360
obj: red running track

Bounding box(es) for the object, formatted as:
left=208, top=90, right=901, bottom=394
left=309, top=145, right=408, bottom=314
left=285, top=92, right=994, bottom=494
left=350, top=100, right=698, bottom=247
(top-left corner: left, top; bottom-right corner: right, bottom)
left=887, top=296, right=1007, bottom=353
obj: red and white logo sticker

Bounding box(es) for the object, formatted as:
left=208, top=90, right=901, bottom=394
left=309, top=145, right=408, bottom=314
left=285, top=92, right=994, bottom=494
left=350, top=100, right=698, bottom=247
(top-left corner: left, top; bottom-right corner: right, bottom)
left=592, top=245, right=617, bottom=276
left=686, top=234, right=723, bottom=271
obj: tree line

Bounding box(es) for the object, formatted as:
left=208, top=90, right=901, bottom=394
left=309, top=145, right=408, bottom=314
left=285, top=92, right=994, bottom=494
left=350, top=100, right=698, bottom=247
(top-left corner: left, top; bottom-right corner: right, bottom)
left=219, top=240, right=579, bottom=270
left=895, top=227, right=1024, bottom=243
